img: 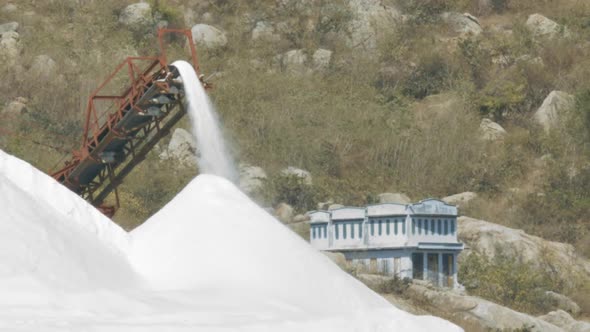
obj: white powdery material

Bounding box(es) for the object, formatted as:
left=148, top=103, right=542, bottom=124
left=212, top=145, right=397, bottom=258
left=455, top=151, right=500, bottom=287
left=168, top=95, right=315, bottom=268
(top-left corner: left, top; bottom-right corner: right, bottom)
left=172, top=60, right=237, bottom=181
left=0, top=149, right=462, bottom=331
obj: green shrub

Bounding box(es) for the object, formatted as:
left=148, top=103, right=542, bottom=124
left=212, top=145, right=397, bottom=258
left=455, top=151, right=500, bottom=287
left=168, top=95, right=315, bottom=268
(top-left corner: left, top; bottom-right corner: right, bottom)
left=262, top=174, right=322, bottom=212
left=402, top=53, right=456, bottom=99
left=459, top=251, right=557, bottom=314
left=376, top=276, right=412, bottom=295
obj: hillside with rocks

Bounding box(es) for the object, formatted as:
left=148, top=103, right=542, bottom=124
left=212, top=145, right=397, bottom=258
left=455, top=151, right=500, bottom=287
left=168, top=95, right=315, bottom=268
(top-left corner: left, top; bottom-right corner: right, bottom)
left=2, top=0, right=590, bottom=330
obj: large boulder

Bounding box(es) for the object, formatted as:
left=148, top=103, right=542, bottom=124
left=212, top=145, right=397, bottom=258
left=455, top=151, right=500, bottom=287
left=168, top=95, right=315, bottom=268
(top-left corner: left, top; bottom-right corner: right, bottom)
left=539, top=310, right=590, bottom=332
left=0, top=22, right=18, bottom=34
left=312, top=49, right=332, bottom=71
left=281, top=166, right=312, bottom=185
left=279, top=49, right=308, bottom=74
left=251, top=21, right=278, bottom=42
left=328, top=204, right=344, bottom=210
left=378, top=192, right=411, bottom=204
left=119, top=3, right=154, bottom=30
left=526, top=14, right=568, bottom=39
left=0, top=23, right=20, bottom=65
left=458, top=217, right=590, bottom=290
left=2, top=97, right=27, bottom=116
left=406, top=283, right=563, bottom=332
left=347, top=0, right=402, bottom=51
left=29, top=54, right=57, bottom=79
left=479, top=119, right=507, bottom=141
left=191, top=24, right=228, bottom=48
left=533, top=91, right=575, bottom=132
left=441, top=12, right=483, bottom=37
left=275, top=202, right=295, bottom=223
left=1, top=4, right=17, bottom=13
left=159, top=128, right=197, bottom=166
left=238, top=164, right=267, bottom=194
left=442, top=192, right=478, bottom=208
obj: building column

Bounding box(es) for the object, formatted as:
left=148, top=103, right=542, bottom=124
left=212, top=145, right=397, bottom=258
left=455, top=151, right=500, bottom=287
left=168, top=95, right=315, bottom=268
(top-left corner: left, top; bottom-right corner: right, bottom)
left=453, top=252, right=459, bottom=289
left=438, top=252, right=443, bottom=288
left=422, top=252, right=428, bottom=281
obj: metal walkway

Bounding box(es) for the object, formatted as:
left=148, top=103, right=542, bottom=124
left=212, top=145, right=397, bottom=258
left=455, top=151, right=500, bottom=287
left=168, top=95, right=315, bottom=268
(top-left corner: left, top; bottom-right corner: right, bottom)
left=51, top=29, right=204, bottom=216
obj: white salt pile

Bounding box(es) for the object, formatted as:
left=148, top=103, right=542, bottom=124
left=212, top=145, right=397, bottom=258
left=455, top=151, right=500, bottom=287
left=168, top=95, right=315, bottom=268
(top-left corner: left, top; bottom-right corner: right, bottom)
left=0, top=149, right=462, bottom=331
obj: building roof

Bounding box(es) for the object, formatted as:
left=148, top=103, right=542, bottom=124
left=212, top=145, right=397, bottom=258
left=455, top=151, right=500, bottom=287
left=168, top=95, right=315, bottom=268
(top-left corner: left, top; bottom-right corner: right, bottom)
left=307, top=210, right=330, bottom=224
left=366, top=203, right=407, bottom=217
left=408, top=199, right=457, bottom=216
left=331, top=207, right=365, bottom=221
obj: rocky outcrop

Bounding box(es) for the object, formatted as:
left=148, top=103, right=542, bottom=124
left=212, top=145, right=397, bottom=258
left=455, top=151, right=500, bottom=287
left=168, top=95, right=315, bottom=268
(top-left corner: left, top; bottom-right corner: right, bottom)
left=159, top=128, right=197, bottom=166
left=281, top=166, right=312, bottom=185
left=279, top=49, right=308, bottom=73
left=347, top=0, right=401, bottom=51
left=0, top=22, right=18, bottom=35
left=0, top=22, right=20, bottom=65
left=533, top=91, right=575, bottom=132
left=2, top=97, right=27, bottom=116
left=275, top=202, right=295, bottom=223
left=119, top=3, right=154, bottom=30
left=378, top=192, right=411, bottom=204
left=1, top=3, right=17, bottom=13
left=251, top=21, right=278, bottom=42
left=441, top=12, right=483, bottom=37
left=29, top=55, right=57, bottom=79
left=406, top=283, right=563, bottom=332
left=328, top=204, right=344, bottom=210
left=539, top=310, right=590, bottom=332
left=239, top=164, right=267, bottom=194
left=312, top=49, right=332, bottom=71
left=458, top=217, right=590, bottom=290
left=442, top=192, right=478, bottom=208
left=526, top=14, right=569, bottom=39
left=191, top=24, right=228, bottom=48
left=479, top=119, right=507, bottom=141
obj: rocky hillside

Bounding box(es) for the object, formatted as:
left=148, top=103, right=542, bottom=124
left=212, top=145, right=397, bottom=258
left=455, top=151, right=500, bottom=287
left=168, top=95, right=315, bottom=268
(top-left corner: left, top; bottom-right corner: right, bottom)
left=2, top=0, right=590, bottom=325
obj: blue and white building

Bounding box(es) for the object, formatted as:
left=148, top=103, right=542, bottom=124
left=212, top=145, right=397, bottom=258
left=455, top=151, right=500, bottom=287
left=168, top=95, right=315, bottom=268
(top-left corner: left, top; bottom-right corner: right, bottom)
left=309, top=199, right=463, bottom=288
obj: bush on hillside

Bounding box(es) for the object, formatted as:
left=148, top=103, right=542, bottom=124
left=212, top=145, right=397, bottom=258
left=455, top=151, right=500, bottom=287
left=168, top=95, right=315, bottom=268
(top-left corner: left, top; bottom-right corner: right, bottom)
left=262, top=174, right=322, bottom=212
left=459, top=251, right=557, bottom=314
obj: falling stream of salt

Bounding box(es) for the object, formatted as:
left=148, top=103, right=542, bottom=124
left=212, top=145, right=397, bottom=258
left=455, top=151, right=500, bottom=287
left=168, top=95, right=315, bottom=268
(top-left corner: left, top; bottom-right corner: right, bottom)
left=172, top=60, right=237, bottom=181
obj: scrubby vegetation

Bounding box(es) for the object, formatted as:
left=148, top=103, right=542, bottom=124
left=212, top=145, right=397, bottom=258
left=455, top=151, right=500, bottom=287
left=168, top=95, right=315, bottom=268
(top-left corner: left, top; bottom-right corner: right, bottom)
left=460, top=251, right=557, bottom=315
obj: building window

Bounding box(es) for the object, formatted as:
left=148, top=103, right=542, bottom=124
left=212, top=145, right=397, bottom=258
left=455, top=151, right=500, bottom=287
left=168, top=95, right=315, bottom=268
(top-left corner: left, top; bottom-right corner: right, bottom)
left=351, top=222, right=355, bottom=239
left=386, top=219, right=390, bottom=235
left=430, top=219, right=435, bottom=235
left=311, top=226, right=315, bottom=239
left=424, top=219, right=428, bottom=235
left=412, top=219, right=416, bottom=235
left=343, top=223, right=347, bottom=239
left=418, top=219, right=422, bottom=235
left=378, top=220, right=382, bottom=236
left=335, top=224, right=339, bottom=239
left=451, top=219, right=455, bottom=234
left=394, top=219, right=398, bottom=235
left=444, top=219, right=448, bottom=235
left=437, top=219, right=441, bottom=235
left=359, top=222, right=363, bottom=238
left=324, top=225, right=327, bottom=238
left=402, top=219, right=406, bottom=234
left=370, top=221, right=374, bottom=236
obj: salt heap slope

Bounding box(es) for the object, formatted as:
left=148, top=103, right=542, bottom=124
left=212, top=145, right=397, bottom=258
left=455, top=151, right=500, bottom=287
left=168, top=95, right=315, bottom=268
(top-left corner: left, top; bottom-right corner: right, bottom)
left=0, top=149, right=135, bottom=291
left=131, top=174, right=461, bottom=331
left=0, top=149, right=142, bottom=328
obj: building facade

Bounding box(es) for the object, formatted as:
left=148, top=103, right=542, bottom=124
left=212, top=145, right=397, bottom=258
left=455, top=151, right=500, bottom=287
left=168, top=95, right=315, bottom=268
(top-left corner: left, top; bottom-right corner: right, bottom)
left=309, top=199, right=463, bottom=288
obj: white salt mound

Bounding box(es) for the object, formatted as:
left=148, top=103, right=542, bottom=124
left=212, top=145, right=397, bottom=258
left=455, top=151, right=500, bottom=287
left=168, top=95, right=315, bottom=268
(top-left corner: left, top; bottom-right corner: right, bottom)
left=0, top=149, right=462, bottom=331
